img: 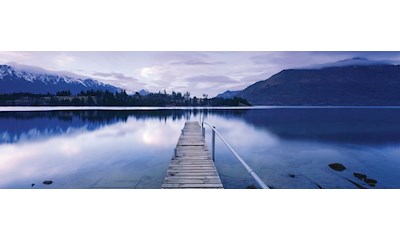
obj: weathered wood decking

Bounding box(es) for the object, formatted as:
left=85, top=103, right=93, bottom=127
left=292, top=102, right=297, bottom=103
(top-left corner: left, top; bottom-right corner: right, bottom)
left=162, top=121, right=223, bottom=189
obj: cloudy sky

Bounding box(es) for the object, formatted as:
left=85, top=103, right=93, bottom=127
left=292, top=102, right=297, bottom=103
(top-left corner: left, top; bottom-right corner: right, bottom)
left=1, top=51, right=400, bottom=97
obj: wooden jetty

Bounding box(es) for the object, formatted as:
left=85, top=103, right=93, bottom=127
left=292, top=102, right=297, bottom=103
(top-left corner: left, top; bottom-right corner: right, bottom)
left=162, top=121, right=224, bottom=189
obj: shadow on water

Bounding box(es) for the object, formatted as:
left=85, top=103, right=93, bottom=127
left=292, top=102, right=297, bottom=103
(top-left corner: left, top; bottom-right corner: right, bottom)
left=242, top=108, right=400, bottom=144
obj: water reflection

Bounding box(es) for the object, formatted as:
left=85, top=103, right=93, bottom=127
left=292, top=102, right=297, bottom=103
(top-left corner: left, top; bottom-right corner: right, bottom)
left=0, top=109, right=248, bottom=188
left=1, top=122, right=177, bottom=188
left=0, top=111, right=126, bottom=143
left=204, top=108, right=400, bottom=189
left=0, top=109, right=248, bottom=144
left=242, top=108, right=400, bottom=144
left=1, top=107, right=400, bottom=189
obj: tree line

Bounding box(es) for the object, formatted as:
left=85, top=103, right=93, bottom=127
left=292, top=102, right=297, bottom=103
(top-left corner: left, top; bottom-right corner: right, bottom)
left=0, top=90, right=251, bottom=106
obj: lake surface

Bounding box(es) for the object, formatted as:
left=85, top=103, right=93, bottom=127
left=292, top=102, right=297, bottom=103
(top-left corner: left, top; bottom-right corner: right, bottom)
left=1, top=107, right=400, bottom=189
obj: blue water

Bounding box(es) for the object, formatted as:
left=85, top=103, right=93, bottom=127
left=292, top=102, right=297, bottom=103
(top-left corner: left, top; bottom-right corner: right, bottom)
left=1, top=107, right=400, bottom=189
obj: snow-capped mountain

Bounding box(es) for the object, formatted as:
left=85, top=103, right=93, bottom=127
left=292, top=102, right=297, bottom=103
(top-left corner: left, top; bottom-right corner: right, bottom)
left=0, top=64, right=122, bottom=94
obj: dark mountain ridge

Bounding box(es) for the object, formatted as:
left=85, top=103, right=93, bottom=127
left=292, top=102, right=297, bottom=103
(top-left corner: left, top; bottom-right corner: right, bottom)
left=216, top=90, right=241, bottom=99
left=237, top=61, right=400, bottom=105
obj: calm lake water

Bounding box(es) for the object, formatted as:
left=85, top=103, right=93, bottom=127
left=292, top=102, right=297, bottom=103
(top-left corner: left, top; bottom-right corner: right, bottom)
left=1, top=107, right=400, bottom=189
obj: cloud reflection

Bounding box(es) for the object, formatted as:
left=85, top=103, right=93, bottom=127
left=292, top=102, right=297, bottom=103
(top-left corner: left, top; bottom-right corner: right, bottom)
left=0, top=117, right=184, bottom=188
left=2, top=108, right=400, bottom=189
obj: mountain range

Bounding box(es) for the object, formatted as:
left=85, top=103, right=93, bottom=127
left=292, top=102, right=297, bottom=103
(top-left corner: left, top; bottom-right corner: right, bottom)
left=3, top=57, right=400, bottom=106
left=235, top=58, right=400, bottom=105
left=0, top=64, right=121, bottom=94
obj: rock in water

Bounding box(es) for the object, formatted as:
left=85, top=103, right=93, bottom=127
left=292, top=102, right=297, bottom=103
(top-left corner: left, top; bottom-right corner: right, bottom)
left=43, top=180, right=53, bottom=185
left=346, top=178, right=367, bottom=189
left=364, top=178, right=377, bottom=187
left=353, top=172, right=367, bottom=180
left=329, top=163, right=346, bottom=171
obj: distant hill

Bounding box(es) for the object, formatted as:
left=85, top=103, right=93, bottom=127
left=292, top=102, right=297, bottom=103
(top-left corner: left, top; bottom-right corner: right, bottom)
left=237, top=58, right=400, bottom=105
left=216, top=90, right=241, bottom=99
left=0, top=64, right=121, bottom=94
left=138, top=89, right=150, bottom=96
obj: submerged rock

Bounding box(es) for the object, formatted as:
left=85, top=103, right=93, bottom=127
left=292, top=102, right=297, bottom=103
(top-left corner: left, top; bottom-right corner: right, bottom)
left=346, top=178, right=367, bottom=189
left=329, top=163, right=346, bottom=171
left=364, top=178, right=377, bottom=187
left=288, top=174, right=295, bottom=178
left=353, top=172, right=367, bottom=180
left=43, top=180, right=53, bottom=185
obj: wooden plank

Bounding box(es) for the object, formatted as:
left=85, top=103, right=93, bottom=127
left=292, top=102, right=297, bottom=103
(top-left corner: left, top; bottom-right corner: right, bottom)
left=168, top=165, right=216, bottom=168
left=176, top=149, right=208, bottom=151
left=162, top=121, right=223, bottom=189
left=167, top=171, right=217, bottom=174
left=175, top=155, right=211, bottom=158
left=176, top=148, right=208, bottom=150
left=178, top=143, right=205, bottom=145
left=164, top=179, right=222, bottom=184
left=176, top=151, right=209, bottom=154
left=168, top=164, right=215, bottom=167
left=165, top=176, right=221, bottom=179
left=169, top=162, right=214, bottom=165
left=168, top=162, right=215, bottom=166
left=162, top=183, right=223, bottom=188
left=177, top=144, right=205, bottom=146
left=164, top=176, right=220, bottom=180
left=167, top=166, right=217, bottom=170
left=175, top=155, right=211, bottom=157
left=168, top=167, right=217, bottom=170
left=172, top=157, right=212, bottom=160
left=176, top=153, right=209, bottom=155
left=166, top=174, right=220, bottom=177
left=164, top=179, right=221, bottom=183
left=169, top=162, right=215, bottom=165
left=167, top=170, right=217, bottom=173
left=167, top=174, right=219, bottom=177
left=167, top=169, right=217, bottom=172
left=167, top=168, right=218, bottom=172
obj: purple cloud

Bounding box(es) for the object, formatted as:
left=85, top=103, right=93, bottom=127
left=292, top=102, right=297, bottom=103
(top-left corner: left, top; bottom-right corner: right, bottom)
left=171, top=59, right=225, bottom=65
left=250, top=51, right=400, bottom=66
left=185, top=75, right=238, bottom=83
left=4, top=51, right=400, bottom=97
left=93, top=72, right=138, bottom=82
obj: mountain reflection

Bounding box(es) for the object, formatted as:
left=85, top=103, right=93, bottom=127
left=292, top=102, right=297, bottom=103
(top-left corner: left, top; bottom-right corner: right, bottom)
left=242, top=108, right=400, bottom=144
left=0, top=109, right=248, bottom=143
left=2, top=107, right=400, bottom=145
